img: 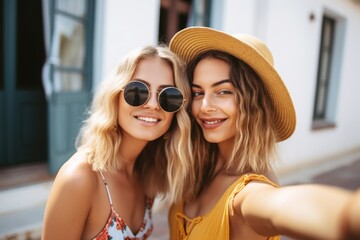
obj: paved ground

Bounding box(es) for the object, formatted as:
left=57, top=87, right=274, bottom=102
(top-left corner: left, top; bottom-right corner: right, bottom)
left=1, top=151, right=360, bottom=240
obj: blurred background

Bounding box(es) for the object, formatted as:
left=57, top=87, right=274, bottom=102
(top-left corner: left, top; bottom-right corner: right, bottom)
left=0, top=0, right=360, bottom=239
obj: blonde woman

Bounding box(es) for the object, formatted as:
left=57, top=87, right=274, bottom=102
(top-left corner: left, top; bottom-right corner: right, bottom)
left=42, top=45, right=191, bottom=240
left=168, top=27, right=360, bottom=240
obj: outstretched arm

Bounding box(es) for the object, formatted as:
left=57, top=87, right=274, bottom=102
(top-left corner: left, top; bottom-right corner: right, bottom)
left=236, top=182, right=354, bottom=239
left=342, top=189, right=360, bottom=239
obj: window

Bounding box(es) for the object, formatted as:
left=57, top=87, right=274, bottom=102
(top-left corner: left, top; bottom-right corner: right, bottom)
left=158, top=0, right=211, bottom=44
left=312, top=14, right=345, bottom=129
left=0, top=0, right=3, bottom=90
left=51, top=0, right=93, bottom=92
left=16, top=0, right=46, bottom=90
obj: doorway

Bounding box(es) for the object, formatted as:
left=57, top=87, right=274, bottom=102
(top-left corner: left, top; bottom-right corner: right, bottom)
left=0, top=0, right=47, bottom=167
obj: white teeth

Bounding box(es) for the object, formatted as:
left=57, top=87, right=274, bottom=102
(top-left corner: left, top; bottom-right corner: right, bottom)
left=204, top=120, right=222, bottom=125
left=137, top=116, right=158, bottom=123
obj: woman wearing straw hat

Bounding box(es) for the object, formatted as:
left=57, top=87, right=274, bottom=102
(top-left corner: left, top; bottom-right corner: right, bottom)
left=42, top=45, right=192, bottom=240
left=168, top=26, right=360, bottom=240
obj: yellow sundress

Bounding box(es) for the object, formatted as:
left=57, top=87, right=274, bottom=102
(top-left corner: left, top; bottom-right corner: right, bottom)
left=169, top=174, right=280, bottom=240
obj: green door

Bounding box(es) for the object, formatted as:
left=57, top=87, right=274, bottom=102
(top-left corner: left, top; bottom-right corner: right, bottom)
left=0, top=0, right=5, bottom=164
left=44, top=0, right=94, bottom=174
left=0, top=0, right=47, bottom=167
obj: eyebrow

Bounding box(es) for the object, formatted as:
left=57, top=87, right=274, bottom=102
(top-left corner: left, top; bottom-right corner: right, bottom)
left=134, top=78, right=174, bottom=89
left=192, top=79, right=231, bottom=88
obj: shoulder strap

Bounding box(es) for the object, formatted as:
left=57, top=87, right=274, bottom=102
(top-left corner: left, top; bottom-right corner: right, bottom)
left=98, top=170, right=113, bottom=206
left=229, top=174, right=278, bottom=215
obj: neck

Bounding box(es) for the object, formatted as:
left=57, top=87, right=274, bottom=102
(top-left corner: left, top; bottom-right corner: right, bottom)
left=118, top=134, right=148, bottom=177
left=212, top=158, right=225, bottom=178
left=217, top=138, right=235, bottom=163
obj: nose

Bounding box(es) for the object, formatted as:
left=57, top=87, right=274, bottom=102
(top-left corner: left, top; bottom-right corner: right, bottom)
left=143, top=90, right=160, bottom=110
left=200, top=94, right=217, bottom=113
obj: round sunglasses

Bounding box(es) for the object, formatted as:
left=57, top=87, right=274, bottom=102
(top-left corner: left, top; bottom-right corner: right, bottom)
left=122, top=80, right=186, bottom=113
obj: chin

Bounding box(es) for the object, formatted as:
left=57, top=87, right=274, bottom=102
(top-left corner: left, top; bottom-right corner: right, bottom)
left=138, top=135, right=162, bottom=142
left=203, top=136, right=221, bottom=143
left=139, top=132, right=167, bottom=142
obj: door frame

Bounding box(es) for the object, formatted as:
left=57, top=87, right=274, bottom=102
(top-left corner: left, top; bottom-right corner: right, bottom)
left=45, top=0, right=95, bottom=174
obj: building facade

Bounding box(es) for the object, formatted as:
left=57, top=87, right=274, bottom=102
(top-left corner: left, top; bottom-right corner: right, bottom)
left=1, top=0, right=360, bottom=175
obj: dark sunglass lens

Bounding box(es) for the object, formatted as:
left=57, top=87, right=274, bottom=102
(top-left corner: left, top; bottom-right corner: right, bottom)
left=159, top=88, right=184, bottom=112
left=124, top=82, right=149, bottom=106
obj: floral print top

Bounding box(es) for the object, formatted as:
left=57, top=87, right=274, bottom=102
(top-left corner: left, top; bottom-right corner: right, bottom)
left=93, top=171, right=153, bottom=240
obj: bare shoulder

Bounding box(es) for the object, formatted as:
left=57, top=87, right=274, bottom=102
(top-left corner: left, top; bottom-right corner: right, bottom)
left=230, top=179, right=279, bottom=237
left=54, top=150, right=97, bottom=190
left=43, top=151, right=99, bottom=239
left=48, top=150, right=99, bottom=207
left=233, top=177, right=278, bottom=217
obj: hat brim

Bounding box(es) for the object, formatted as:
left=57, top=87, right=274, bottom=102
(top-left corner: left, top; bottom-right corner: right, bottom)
left=169, top=27, right=296, bottom=141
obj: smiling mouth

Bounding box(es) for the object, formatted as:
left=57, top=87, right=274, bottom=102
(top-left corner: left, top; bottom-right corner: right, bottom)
left=136, top=116, right=160, bottom=123
left=200, top=119, right=226, bottom=129
left=203, top=119, right=224, bottom=125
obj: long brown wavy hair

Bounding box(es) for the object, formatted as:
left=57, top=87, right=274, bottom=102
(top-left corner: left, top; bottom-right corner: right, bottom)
left=186, top=50, right=278, bottom=198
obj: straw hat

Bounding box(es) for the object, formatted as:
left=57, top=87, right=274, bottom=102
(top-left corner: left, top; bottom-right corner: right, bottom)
left=169, top=26, right=296, bottom=141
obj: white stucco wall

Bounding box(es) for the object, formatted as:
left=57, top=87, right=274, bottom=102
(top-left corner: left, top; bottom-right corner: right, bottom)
left=93, top=0, right=161, bottom=86
left=267, top=0, right=360, bottom=170
left=222, top=0, right=360, bottom=170
left=93, top=0, right=360, bottom=171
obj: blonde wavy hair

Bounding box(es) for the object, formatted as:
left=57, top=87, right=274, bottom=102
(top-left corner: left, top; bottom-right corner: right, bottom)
left=186, top=51, right=278, bottom=198
left=76, top=45, right=192, bottom=203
